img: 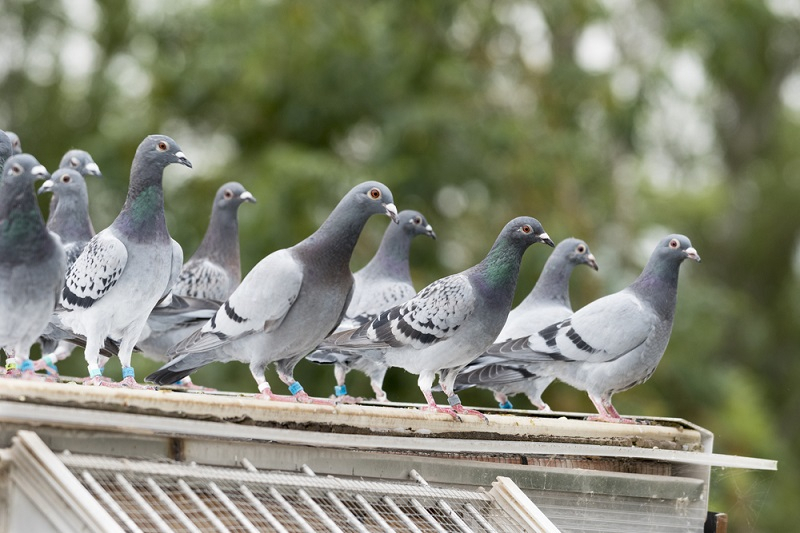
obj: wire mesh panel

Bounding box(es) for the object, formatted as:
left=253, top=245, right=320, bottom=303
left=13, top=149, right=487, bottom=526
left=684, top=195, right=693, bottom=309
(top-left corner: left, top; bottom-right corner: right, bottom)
left=62, top=454, right=528, bottom=532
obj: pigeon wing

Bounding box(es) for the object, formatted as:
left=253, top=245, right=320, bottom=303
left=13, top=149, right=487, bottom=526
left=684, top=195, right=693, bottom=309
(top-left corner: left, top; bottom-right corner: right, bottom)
left=61, top=231, right=127, bottom=310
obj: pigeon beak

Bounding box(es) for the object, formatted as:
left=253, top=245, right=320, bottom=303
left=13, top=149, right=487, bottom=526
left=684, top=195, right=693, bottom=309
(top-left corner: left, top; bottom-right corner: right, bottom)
left=384, top=203, right=399, bottom=223
left=685, top=247, right=701, bottom=262
left=37, top=179, right=55, bottom=195
left=240, top=191, right=257, bottom=203
left=31, top=165, right=50, bottom=180
left=84, top=162, right=102, bottom=177
left=539, top=232, right=555, bottom=247
left=175, top=151, right=192, bottom=168
left=425, top=225, right=437, bottom=240
left=586, top=253, right=599, bottom=271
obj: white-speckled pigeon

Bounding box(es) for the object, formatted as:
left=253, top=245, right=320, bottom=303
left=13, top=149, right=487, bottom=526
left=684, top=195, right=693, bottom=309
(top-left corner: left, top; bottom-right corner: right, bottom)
left=54, top=135, right=191, bottom=387
left=0, top=155, right=66, bottom=376
left=484, top=234, right=700, bottom=423
left=449, top=238, right=598, bottom=410
left=318, top=217, right=554, bottom=420
left=306, top=209, right=435, bottom=402
left=146, top=182, right=399, bottom=404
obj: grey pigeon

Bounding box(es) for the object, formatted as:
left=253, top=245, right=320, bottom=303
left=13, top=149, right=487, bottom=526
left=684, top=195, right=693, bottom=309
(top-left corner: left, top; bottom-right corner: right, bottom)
left=0, top=131, right=13, bottom=169
left=0, top=155, right=66, bottom=376
left=34, top=169, right=96, bottom=373
left=307, top=209, right=436, bottom=401
left=55, top=135, right=191, bottom=387
left=6, top=131, right=21, bottom=155
left=146, top=181, right=399, bottom=403
left=318, top=217, right=554, bottom=420
left=484, top=234, right=700, bottom=423
left=450, top=238, right=598, bottom=410
left=48, top=149, right=102, bottom=218
left=170, top=182, right=256, bottom=301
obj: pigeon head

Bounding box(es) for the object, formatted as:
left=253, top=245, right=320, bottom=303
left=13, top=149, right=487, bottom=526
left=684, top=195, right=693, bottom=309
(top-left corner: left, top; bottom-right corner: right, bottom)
left=7, top=131, right=21, bottom=155
left=399, top=210, right=436, bottom=239
left=653, top=234, right=701, bottom=265
left=215, top=181, right=257, bottom=211
left=38, top=168, right=86, bottom=198
left=499, top=216, right=554, bottom=250
left=2, top=154, right=49, bottom=187
left=134, top=135, right=192, bottom=171
left=348, top=181, right=398, bottom=223
left=561, top=237, right=599, bottom=271
left=60, top=149, right=102, bottom=178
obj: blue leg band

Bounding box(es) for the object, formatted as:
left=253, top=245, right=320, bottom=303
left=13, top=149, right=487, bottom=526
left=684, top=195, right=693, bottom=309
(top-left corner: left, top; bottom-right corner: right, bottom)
left=122, top=367, right=135, bottom=379
left=334, top=384, right=347, bottom=397
left=89, top=367, right=103, bottom=378
left=43, top=354, right=59, bottom=369
left=288, top=382, right=304, bottom=395
left=20, top=360, right=34, bottom=372
left=447, top=394, right=462, bottom=407
left=499, top=401, right=513, bottom=410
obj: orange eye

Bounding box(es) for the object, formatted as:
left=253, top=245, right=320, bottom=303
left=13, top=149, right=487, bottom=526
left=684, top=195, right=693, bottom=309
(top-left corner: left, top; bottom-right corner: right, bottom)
left=369, top=187, right=381, bottom=199
left=669, top=239, right=680, bottom=249
left=157, top=141, right=168, bottom=151
left=521, top=224, right=532, bottom=234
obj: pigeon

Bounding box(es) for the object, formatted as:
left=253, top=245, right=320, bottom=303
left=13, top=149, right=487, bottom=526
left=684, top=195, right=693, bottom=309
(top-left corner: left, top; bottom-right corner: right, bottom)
left=0, top=154, right=66, bottom=376
left=47, top=149, right=103, bottom=215
left=318, top=217, right=555, bottom=420
left=450, top=238, right=598, bottom=410
left=55, top=135, right=191, bottom=387
left=33, top=169, right=97, bottom=373
left=6, top=131, right=21, bottom=155
left=170, top=182, right=256, bottom=301
left=484, top=234, right=700, bottom=423
left=136, top=294, right=221, bottom=363
left=146, top=181, right=399, bottom=403
left=306, top=209, right=436, bottom=402
left=0, top=131, right=13, bottom=169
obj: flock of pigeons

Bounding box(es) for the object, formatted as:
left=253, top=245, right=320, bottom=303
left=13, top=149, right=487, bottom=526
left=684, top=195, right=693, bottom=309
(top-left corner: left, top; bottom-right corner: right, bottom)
left=0, top=130, right=701, bottom=424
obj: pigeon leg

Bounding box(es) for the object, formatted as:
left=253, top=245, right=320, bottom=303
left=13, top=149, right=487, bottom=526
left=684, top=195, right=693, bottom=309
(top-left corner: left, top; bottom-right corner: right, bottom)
left=174, top=376, right=216, bottom=392
left=83, top=336, right=107, bottom=386
left=439, top=373, right=487, bottom=422
left=368, top=366, right=389, bottom=403
left=418, top=372, right=460, bottom=420
left=587, top=394, right=635, bottom=424
left=494, top=391, right=513, bottom=410
left=278, top=371, right=334, bottom=405
left=34, top=341, right=75, bottom=376
left=332, top=364, right=361, bottom=404
left=104, top=336, right=152, bottom=389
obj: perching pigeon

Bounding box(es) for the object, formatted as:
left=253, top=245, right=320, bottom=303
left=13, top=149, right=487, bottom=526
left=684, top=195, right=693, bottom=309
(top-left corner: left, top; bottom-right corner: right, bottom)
left=6, top=131, right=21, bottom=155
left=170, top=182, right=256, bottom=301
left=484, top=234, right=700, bottom=423
left=34, top=169, right=97, bottom=373
left=0, top=131, right=13, bottom=169
left=306, top=209, right=436, bottom=402
left=48, top=149, right=102, bottom=215
left=0, top=155, right=66, bottom=376
left=146, top=181, right=399, bottom=403
left=318, top=217, right=554, bottom=420
left=55, top=135, right=191, bottom=387
left=449, top=238, right=598, bottom=410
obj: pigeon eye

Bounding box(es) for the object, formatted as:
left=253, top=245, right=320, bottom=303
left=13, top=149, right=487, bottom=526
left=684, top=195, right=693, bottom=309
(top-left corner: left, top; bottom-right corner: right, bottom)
left=413, top=216, right=422, bottom=225
left=10, top=164, right=22, bottom=175
left=223, top=189, right=234, bottom=199
left=669, top=239, right=680, bottom=249
left=576, top=244, right=586, bottom=253
left=62, top=175, right=71, bottom=183
left=369, top=187, right=381, bottom=199
left=521, top=224, right=533, bottom=234
left=70, top=157, right=79, bottom=168
left=157, top=141, right=169, bottom=152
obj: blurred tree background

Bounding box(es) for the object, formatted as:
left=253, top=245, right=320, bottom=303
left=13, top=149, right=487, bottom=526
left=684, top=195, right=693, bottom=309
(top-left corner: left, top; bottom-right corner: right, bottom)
left=2, top=0, right=798, bottom=529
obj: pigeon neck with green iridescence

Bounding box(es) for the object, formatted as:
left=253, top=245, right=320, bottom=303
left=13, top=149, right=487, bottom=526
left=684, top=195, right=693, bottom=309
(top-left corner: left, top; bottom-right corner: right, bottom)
left=295, top=197, right=375, bottom=271
left=0, top=179, right=51, bottom=258
left=518, top=252, right=574, bottom=310
left=47, top=189, right=94, bottom=244
left=359, top=222, right=414, bottom=283
left=629, top=251, right=681, bottom=320
left=192, top=202, right=242, bottom=280
left=472, top=235, right=527, bottom=308
left=114, top=163, right=169, bottom=243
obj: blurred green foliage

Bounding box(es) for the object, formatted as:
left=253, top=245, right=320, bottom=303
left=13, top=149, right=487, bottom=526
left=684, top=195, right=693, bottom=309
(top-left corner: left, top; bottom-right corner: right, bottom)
left=3, top=0, right=799, bottom=530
